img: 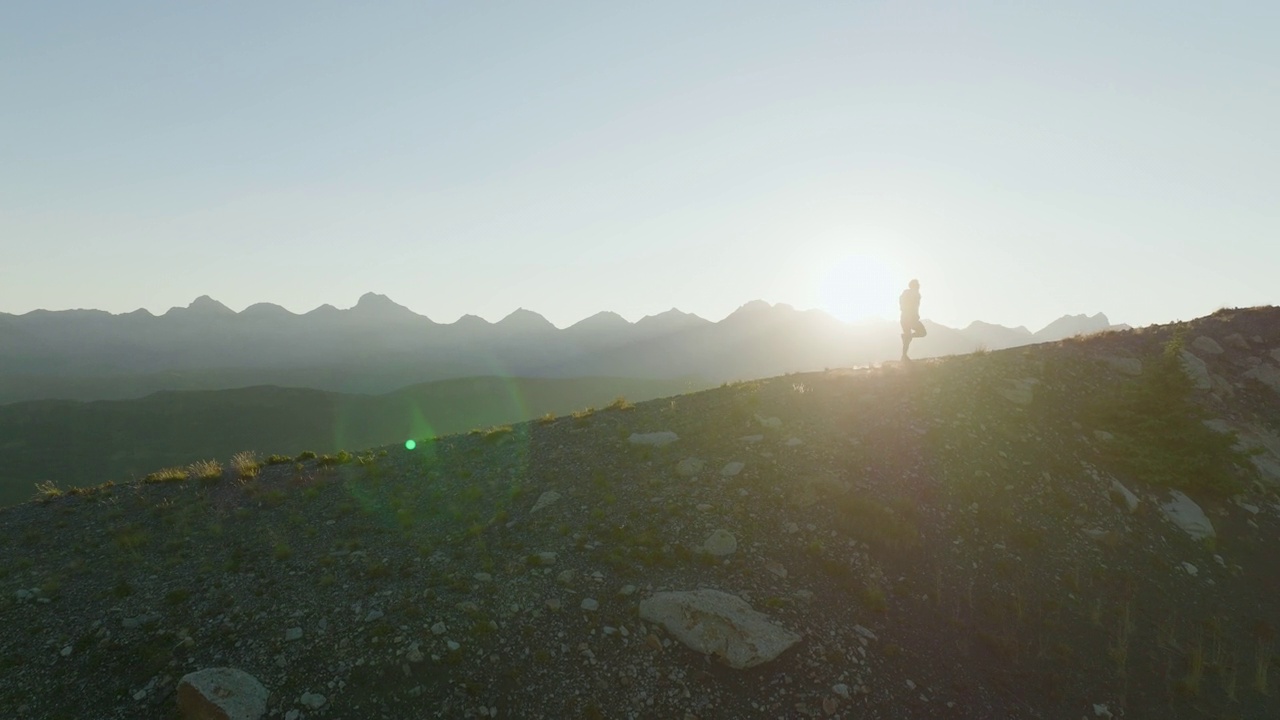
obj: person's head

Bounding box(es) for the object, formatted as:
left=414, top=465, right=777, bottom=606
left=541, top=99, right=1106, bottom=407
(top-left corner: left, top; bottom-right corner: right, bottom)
left=908, top=279, right=919, bottom=290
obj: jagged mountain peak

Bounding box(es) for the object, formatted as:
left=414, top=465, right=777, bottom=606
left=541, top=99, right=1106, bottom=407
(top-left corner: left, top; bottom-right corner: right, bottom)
left=165, top=296, right=235, bottom=317
left=568, top=311, right=630, bottom=330
left=349, top=293, right=420, bottom=319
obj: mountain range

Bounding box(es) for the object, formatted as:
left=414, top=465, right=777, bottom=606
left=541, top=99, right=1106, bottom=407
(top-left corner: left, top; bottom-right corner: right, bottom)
left=0, top=293, right=1125, bottom=404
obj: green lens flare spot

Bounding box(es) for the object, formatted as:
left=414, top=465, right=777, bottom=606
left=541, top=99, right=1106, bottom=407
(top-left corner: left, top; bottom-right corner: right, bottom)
left=405, top=439, right=417, bottom=451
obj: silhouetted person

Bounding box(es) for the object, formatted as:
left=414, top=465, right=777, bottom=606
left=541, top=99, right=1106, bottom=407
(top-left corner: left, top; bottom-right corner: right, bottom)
left=899, top=279, right=926, bottom=361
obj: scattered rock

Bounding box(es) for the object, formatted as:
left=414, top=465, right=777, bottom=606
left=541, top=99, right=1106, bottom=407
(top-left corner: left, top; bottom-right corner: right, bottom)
left=556, top=569, right=576, bottom=585
left=998, top=378, right=1037, bottom=405
left=177, top=668, right=268, bottom=720
left=1203, top=419, right=1232, bottom=434
left=364, top=610, right=384, bottom=623
left=700, top=529, right=738, bottom=556
left=1224, top=333, right=1249, bottom=349
left=284, top=627, right=302, bottom=642
left=1109, top=480, right=1139, bottom=513
left=1182, top=562, right=1199, bottom=577
left=545, top=598, right=562, bottom=611
left=1244, top=363, right=1280, bottom=394
left=786, top=437, right=803, bottom=446
left=739, top=434, right=764, bottom=444
left=638, top=589, right=801, bottom=669
left=1093, top=430, right=1114, bottom=442
left=431, top=622, right=447, bottom=635
left=1103, top=356, right=1143, bottom=376
left=1179, top=351, right=1213, bottom=391
left=1191, top=336, right=1224, bottom=355
left=474, top=572, right=493, bottom=583
left=629, top=431, right=679, bottom=447
left=618, top=585, right=637, bottom=596
left=676, top=458, right=705, bottom=477
left=580, top=598, right=599, bottom=612
left=757, top=416, right=782, bottom=429
left=530, top=491, right=561, bottom=514
left=299, top=692, right=326, bottom=710
left=1160, top=490, right=1215, bottom=541
left=833, top=683, right=850, bottom=699
left=720, top=462, right=745, bottom=477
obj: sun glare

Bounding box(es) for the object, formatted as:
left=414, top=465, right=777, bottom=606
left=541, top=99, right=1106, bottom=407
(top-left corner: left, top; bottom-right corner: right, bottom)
left=808, top=241, right=903, bottom=324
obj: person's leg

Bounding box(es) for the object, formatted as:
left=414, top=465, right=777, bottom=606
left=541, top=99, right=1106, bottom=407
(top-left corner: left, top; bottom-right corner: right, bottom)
left=913, top=319, right=927, bottom=338
left=900, top=319, right=912, bottom=360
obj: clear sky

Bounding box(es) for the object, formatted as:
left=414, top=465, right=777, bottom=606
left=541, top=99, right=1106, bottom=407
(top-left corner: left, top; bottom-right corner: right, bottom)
left=2, top=1, right=1276, bottom=331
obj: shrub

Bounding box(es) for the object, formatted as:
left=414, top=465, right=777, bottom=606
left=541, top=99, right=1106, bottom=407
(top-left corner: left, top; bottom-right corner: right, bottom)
left=607, top=396, right=635, bottom=411
left=484, top=426, right=513, bottom=442
left=537, top=412, right=557, bottom=425
left=265, top=454, right=292, bottom=466
left=188, top=459, right=223, bottom=484
left=143, top=467, right=189, bottom=484
left=33, top=480, right=63, bottom=501
left=296, top=451, right=317, bottom=461
left=231, top=451, right=260, bottom=480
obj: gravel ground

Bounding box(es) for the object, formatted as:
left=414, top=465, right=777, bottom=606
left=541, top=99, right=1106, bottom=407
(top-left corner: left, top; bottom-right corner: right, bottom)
left=2, top=307, right=1279, bottom=719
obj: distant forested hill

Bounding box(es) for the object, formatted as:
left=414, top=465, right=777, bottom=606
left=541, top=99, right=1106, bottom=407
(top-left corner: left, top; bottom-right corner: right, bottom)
left=0, top=375, right=705, bottom=506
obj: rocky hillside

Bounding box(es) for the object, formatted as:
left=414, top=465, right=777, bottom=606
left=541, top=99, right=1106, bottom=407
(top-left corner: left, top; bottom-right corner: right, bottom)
left=1, top=307, right=1278, bottom=719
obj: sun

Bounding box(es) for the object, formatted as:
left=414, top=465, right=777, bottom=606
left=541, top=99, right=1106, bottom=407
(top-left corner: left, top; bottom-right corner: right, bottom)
left=810, top=246, right=903, bottom=324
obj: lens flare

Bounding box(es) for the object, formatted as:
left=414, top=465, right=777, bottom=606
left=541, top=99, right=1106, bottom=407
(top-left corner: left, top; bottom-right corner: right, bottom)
left=405, top=439, right=416, bottom=450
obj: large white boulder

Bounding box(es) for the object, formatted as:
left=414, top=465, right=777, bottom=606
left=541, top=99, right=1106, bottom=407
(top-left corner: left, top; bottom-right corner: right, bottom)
left=638, top=589, right=801, bottom=669
left=1160, top=490, right=1215, bottom=541
left=177, top=668, right=268, bottom=720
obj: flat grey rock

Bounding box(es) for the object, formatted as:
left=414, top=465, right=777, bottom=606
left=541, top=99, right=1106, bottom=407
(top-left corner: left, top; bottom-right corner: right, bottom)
left=638, top=589, right=800, bottom=669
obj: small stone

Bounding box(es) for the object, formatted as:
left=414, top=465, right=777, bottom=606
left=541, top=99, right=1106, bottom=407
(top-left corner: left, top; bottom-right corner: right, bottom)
left=786, top=437, right=803, bottom=446
left=696, top=503, right=713, bottom=512
left=546, top=598, right=562, bottom=611
left=531, top=491, right=561, bottom=514
left=534, top=552, right=557, bottom=565
left=60, top=645, right=72, bottom=657
left=364, top=610, right=384, bottom=623
left=740, top=434, right=764, bottom=443
left=580, top=598, right=599, bottom=612
left=474, top=572, right=493, bottom=583
left=676, top=457, right=705, bottom=477
left=300, top=692, right=326, bottom=710
left=629, top=431, right=679, bottom=447
left=447, top=640, right=460, bottom=651
left=431, top=622, right=447, bottom=635
left=833, top=683, right=850, bottom=698
left=618, top=585, right=637, bottom=596
left=286, top=711, right=300, bottom=720
left=1182, top=562, right=1199, bottom=577
left=757, top=416, right=782, bottom=429
left=557, top=569, right=576, bottom=585
left=701, top=529, right=737, bottom=556
left=720, top=462, right=745, bottom=477
left=285, top=627, right=303, bottom=642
